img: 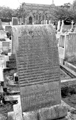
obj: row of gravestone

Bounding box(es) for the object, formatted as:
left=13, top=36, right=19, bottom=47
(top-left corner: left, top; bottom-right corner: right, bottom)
left=0, top=17, right=52, bottom=27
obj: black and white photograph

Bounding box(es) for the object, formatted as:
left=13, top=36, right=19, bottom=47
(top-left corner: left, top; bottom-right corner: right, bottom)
left=0, top=0, right=76, bottom=120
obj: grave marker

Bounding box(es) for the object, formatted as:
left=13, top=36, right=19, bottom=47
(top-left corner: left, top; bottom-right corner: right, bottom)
left=65, top=32, right=76, bottom=61
left=58, top=32, right=76, bottom=64
left=12, top=25, right=61, bottom=112
left=12, top=17, right=18, bottom=25
left=5, top=25, right=12, bottom=33
left=2, top=41, right=10, bottom=52
left=0, top=19, right=4, bottom=30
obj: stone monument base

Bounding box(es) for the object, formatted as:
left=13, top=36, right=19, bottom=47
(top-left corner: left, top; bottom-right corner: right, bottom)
left=8, top=103, right=68, bottom=120
left=22, top=102, right=68, bottom=120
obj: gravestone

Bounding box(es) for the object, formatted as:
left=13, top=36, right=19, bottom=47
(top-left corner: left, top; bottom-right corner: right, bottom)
left=12, top=17, right=18, bottom=25
left=2, top=41, right=11, bottom=53
left=5, top=25, right=12, bottom=33
left=0, top=19, right=4, bottom=30
left=65, top=32, right=76, bottom=61
left=0, top=19, right=6, bottom=39
left=59, top=35, right=65, bottom=48
left=12, top=25, right=61, bottom=112
left=57, top=20, right=61, bottom=31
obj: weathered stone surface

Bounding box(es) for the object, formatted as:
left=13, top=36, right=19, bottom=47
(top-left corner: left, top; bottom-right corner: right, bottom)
left=5, top=25, right=12, bottom=33
left=0, top=19, right=4, bottom=30
left=65, top=33, right=76, bottom=61
left=12, top=25, right=61, bottom=112
left=59, top=35, right=65, bottom=48
left=23, top=112, right=37, bottom=120
left=2, top=41, right=10, bottom=52
left=39, top=104, right=68, bottom=120
left=0, top=114, right=7, bottom=120
left=20, top=81, right=61, bottom=111
left=12, top=17, right=18, bottom=25
left=8, top=112, right=15, bottom=120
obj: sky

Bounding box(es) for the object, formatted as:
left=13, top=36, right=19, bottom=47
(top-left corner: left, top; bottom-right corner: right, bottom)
left=0, top=0, right=74, bottom=9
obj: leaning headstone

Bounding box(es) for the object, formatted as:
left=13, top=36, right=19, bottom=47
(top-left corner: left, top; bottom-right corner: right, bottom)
left=12, top=17, right=18, bottom=25
left=12, top=25, right=61, bottom=112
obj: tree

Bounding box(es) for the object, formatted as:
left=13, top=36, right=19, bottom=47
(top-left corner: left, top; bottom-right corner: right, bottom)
left=0, top=7, right=14, bottom=20
left=72, top=0, right=76, bottom=10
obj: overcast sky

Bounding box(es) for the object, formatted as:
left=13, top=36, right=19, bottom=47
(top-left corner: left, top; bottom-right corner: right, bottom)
left=0, top=0, right=74, bottom=9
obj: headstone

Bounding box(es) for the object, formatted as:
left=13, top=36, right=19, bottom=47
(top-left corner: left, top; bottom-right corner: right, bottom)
left=71, top=20, right=74, bottom=30
left=0, top=30, right=6, bottom=39
left=0, top=42, right=2, bottom=53
left=12, top=17, right=18, bottom=25
left=13, top=95, right=23, bottom=120
left=58, top=32, right=76, bottom=63
left=0, top=67, right=4, bottom=81
left=58, top=33, right=67, bottom=64
left=70, top=20, right=74, bottom=32
left=59, top=35, right=65, bottom=48
left=49, top=20, right=51, bottom=24
left=65, top=32, right=76, bottom=61
left=12, top=25, right=61, bottom=112
left=57, top=20, right=61, bottom=31
left=60, top=20, right=64, bottom=33
left=2, top=41, right=10, bottom=53
left=46, top=20, right=47, bottom=24
left=5, top=25, right=12, bottom=33
left=0, top=19, right=4, bottom=30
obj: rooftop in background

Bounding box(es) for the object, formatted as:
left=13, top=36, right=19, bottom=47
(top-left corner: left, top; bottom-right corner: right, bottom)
left=0, top=0, right=73, bottom=9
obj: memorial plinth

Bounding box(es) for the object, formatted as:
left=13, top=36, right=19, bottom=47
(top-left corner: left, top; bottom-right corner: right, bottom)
left=12, top=25, right=61, bottom=112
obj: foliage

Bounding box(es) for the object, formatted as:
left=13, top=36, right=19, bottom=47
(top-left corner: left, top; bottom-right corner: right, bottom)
left=0, top=1, right=76, bottom=23
left=72, top=0, right=76, bottom=10
left=0, top=7, right=14, bottom=19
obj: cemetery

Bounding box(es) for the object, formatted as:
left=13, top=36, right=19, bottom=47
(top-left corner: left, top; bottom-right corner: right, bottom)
left=1, top=9, right=76, bottom=120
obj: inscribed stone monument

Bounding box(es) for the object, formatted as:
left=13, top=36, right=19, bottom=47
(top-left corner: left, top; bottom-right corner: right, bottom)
left=12, top=25, right=61, bottom=112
